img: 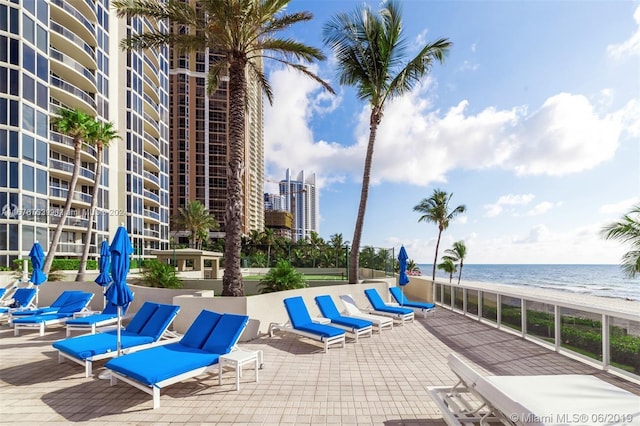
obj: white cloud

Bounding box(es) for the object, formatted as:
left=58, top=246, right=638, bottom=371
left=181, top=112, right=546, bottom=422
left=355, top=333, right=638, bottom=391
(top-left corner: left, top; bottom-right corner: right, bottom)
left=484, top=194, right=535, bottom=217
left=527, top=201, right=556, bottom=216
left=607, top=6, right=640, bottom=59
left=600, top=197, right=640, bottom=215
left=458, top=60, right=479, bottom=72
left=265, top=68, right=634, bottom=190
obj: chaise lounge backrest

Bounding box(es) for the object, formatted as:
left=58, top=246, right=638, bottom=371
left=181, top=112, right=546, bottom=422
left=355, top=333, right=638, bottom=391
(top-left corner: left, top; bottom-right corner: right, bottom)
left=180, top=310, right=222, bottom=349
left=364, top=288, right=388, bottom=309
left=56, top=292, right=93, bottom=314
left=389, top=287, right=408, bottom=305
left=132, top=303, right=180, bottom=340
left=201, top=313, right=249, bottom=354
left=315, top=295, right=342, bottom=319
left=284, top=296, right=313, bottom=327
left=8, top=288, right=37, bottom=308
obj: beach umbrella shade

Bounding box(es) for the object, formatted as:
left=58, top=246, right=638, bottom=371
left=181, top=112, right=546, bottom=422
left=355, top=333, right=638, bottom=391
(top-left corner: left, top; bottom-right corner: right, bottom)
left=398, top=246, right=410, bottom=306
left=29, top=241, right=47, bottom=306
left=94, top=239, right=112, bottom=308
left=105, top=226, right=134, bottom=355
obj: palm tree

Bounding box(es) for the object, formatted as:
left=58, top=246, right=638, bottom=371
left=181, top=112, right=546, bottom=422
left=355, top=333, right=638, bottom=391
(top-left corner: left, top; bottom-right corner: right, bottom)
left=43, top=108, right=95, bottom=275
left=323, top=0, right=451, bottom=283
left=328, top=233, right=346, bottom=267
left=437, top=258, right=457, bottom=284
left=444, top=240, right=467, bottom=284
left=114, top=0, right=333, bottom=296
left=174, top=200, right=219, bottom=249
left=601, top=204, right=640, bottom=278
left=76, top=120, right=121, bottom=282
left=414, top=189, right=466, bottom=280
left=406, top=259, right=421, bottom=275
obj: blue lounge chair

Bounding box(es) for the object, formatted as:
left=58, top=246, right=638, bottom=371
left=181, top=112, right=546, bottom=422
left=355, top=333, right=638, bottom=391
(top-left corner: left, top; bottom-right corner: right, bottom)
left=389, top=287, right=436, bottom=318
left=53, top=302, right=180, bottom=377
left=105, top=310, right=249, bottom=409
left=64, top=300, right=132, bottom=337
left=271, top=296, right=346, bottom=353
left=314, top=295, right=373, bottom=342
left=11, top=290, right=88, bottom=318
left=0, top=288, right=37, bottom=320
left=364, top=288, right=414, bottom=325
left=12, top=291, right=94, bottom=336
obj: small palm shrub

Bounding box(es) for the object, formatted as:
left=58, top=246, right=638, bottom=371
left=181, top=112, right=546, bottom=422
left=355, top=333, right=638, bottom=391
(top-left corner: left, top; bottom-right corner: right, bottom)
left=141, top=260, right=182, bottom=289
left=259, top=260, right=307, bottom=293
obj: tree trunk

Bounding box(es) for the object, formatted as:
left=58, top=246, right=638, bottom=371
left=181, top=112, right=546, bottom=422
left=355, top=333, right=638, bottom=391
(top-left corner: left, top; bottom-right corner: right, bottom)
left=76, top=143, right=103, bottom=281
left=349, top=108, right=381, bottom=284
left=222, top=58, right=247, bottom=296
left=43, top=138, right=83, bottom=274
left=457, top=261, right=463, bottom=285
left=432, top=228, right=443, bottom=280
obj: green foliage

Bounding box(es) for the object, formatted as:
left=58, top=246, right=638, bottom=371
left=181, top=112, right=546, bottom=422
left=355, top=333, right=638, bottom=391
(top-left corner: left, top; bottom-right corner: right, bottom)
left=13, top=258, right=97, bottom=271
left=259, top=260, right=307, bottom=294
left=140, top=260, right=183, bottom=289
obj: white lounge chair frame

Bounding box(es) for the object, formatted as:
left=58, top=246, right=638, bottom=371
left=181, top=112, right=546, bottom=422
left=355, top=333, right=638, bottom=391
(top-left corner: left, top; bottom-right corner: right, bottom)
left=57, top=332, right=180, bottom=378
left=269, top=320, right=346, bottom=353
left=13, top=294, right=94, bottom=336
left=339, top=294, right=393, bottom=332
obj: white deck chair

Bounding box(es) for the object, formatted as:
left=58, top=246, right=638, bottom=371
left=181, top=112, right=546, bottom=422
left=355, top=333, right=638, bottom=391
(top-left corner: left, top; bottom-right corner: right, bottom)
left=339, top=294, right=394, bottom=332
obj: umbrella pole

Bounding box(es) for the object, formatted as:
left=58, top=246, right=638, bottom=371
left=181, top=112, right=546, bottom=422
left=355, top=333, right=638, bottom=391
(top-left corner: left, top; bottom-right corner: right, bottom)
left=401, top=286, right=404, bottom=307
left=116, top=306, right=122, bottom=356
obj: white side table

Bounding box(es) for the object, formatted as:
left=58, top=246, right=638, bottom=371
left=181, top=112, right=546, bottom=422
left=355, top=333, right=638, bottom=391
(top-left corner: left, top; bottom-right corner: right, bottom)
left=218, top=349, right=261, bottom=391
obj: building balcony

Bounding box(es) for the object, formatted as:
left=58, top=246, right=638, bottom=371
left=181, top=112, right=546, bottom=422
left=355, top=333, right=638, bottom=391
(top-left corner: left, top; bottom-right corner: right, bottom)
left=143, top=189, right=160, bottom=205
left=49, top=187, right=93, bottom=206
left=143, top=152, right=160, bottom=173
left=49, top=159, right=95, bottom=184
left=143, top=209, right=160, bottom=223
left=50, top=75, right=97, bottom=114
left=50, top=131, right=97, bottom=160
left=49, top=0, right=97, bottom=48
left=50, top=47, right=96, bottom=93
left=143, top=132, right=161, bottom=155
left=143, top=75, right=160, bottom=103
left=49, top=21, right=96, bottom=70
left=143, top=171, right=160, bottom=190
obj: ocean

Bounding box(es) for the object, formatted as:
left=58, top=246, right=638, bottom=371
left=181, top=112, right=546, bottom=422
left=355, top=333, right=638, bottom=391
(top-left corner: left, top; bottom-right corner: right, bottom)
left=417, top=264, right=640, bottom=301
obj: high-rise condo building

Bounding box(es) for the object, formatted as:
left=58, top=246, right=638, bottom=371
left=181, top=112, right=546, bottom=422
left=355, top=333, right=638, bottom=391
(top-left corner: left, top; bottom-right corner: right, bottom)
left=0, top=1, right=170, bottom=268
left=269, top=169, right=319, bottom=242
left=168, top=26, right=264, bottom=241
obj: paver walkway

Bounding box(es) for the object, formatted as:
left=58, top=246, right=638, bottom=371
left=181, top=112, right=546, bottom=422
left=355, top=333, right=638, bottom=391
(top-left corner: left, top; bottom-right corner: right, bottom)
left=1, top=309, right=638, bottom=425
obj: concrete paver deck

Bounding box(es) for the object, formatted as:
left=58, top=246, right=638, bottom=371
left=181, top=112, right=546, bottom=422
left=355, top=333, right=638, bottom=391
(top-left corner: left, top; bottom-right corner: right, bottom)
left=1, top=309, right=638, bottom=425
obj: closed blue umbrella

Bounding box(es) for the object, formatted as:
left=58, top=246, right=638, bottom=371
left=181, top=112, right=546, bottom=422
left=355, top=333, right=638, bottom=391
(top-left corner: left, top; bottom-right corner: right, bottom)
left=398, top=246, right=410, bottom=306
left=105, top=226, right=134, bottom=355
left=29, top=241, right=47, bottom=307
left=95, top=240, right=112, bottom=308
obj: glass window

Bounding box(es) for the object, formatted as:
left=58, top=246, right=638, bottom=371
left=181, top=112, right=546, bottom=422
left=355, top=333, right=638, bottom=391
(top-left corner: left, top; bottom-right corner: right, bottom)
left=0, top=161, right=6, bottom=187
left=0, top=130, right=5, bottom=155
left=22, top=104, right=35, bottom=133
left=24, top=0, right=35, bottom=15
left=22, top=224, right=34, bottom=249
left=36, top=110, right=46, bottom=138
left=0, top=5, right=6, bottom=32
left=9, top=6, right=17, bottom=34
left=35, top=168, right=46, bottom=194
left=9, top=131, right=17, bottom=157
left=36, top=24, right=46, bottom=53
left=36, top=53, right=47, bottom=81
left=0, top=98, right=5, bottom=125
left=9, top=37, right=18, bottom=65
left=35, top=198, right=47, bottom=224
left=0, top=67, right=6, bottom=93
left=9, top=99, right=18, bottom=126
left=9, top=69, right=17, bottom=95
left=0, top=224, right=6, bottom=250
left=22, top=134, right=34, bottom=161
left=35, top=139, right=46, bottom=166
left=36, top=225, right=46, bottom=242
left=22, top=194, right=34, bottom=222
left=23, top=15, right=34, bottom=44
left=23, top=45, right=35, bottom=72
left=36, top=82, right=46, bottom=108
left=36, top=1, right=47, bottom=24
left=0, top=35, right=5, bottom=62
left=9, top=224, right=18, bottom=250
left=23, top=74, right=34, bottom=102
left=9, top=161, right=17, bottom=188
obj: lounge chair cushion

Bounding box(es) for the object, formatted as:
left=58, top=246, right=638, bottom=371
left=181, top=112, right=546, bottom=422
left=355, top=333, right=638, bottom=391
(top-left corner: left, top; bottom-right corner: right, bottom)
left=52, top=330, right=154, bottom=359
left=201, top=313, right=249, bottom=354
left=294, top=322, right=345, bottom=338
left=12, top=312, right=70, bottom=323
left=56, top=293, right=93, bottom=314
left=137, top=304, right=179, bottom=339
left=180, top=310, right=221, bottom=349
left=124, top=303, right=158, bottom=334
left=12, top=290, right=82, bottom=316
left=65, top=313, right=117, bottom=326
left=389, top=287, right=435, bottom=309
left=365, top=289, right=413, bottom=315
left=284, top=296, right=314, bottom=328
left=315, top=295, right=372, bottom=329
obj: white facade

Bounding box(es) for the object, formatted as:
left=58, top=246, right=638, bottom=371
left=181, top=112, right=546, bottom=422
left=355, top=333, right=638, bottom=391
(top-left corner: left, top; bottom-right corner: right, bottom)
left=277, top=169, right=319, bottom=242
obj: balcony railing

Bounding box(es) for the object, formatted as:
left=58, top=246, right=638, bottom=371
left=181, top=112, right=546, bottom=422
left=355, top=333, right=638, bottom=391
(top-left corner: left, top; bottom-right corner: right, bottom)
left=50, top=21, right=95, bottom=58
left=49, top=159, right=95, bottom=181
left=143, top=209, right=160, bottom=221
left=143, top=171, right=159, bottom=186
left=428, top=279, right=640, bottom=383
left=50, top=47, right=96, bottom=86
left=50, top=131, right=97, bottom=157
left=50, top=0, right=95, bottom=35
left=50, top=75, right=96, bottom=110
left=143, top=189, right=160, bottom=203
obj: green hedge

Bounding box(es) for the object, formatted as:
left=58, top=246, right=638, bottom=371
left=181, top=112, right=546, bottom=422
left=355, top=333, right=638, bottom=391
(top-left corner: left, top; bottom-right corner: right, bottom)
left=13, top=259, right=98, bottom=271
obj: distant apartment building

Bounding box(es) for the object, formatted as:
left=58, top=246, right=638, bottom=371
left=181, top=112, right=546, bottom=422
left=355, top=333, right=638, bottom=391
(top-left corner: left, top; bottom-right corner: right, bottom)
left=264, top=169, right=318, bottom=241
left=168, top=43, right=264, bottom=241
left=0, top=2, right=170, bottom=267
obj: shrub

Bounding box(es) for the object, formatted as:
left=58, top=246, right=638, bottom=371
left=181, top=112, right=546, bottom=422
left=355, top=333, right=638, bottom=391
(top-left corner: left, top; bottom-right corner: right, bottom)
left=259, top=260, right=307, bottom=293
left=140, top=260, right=182, bottom=289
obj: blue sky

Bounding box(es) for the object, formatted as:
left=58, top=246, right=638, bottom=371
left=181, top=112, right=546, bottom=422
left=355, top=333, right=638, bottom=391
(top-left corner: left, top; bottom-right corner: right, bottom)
left=262, top=0, right=640, bottom=265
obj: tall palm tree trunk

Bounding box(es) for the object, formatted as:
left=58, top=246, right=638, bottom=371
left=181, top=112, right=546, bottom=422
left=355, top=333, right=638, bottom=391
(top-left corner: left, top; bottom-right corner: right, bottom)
left=43, top=140, right=83, bottom=274
left=432, top=228, right=443, bottom=280
left=457, top=260, right=463, bottom=285
left=349, top=110, right=381, bottom=283
left=76, top=143, right=103, bottom=281
left=222, top=58, right=246, bottom=296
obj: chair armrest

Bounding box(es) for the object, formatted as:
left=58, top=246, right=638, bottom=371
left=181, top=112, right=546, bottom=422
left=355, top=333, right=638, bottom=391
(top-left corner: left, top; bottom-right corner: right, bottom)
left=312, top=317, right=330, bottom=325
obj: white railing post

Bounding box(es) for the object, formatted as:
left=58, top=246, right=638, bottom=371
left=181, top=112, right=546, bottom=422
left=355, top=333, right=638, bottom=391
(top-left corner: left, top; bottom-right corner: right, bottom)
left=521, top=298, right=527, bottom=338
left=554, top=305, right=561, bottom=352
left=497, top=294, right=502, bottom=328
left=463, top=288, right=467, bottom=316
left=478, top=291, right=483, bottom=321
left=602, top=314, right=610, bottom=371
